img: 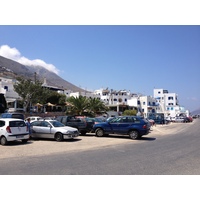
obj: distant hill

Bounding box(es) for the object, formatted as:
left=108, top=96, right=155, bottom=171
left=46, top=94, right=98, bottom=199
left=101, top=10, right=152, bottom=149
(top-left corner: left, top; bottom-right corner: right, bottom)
left=191, top=108, right=200, bottom=115
left=0, top=55, right=85, bottom=92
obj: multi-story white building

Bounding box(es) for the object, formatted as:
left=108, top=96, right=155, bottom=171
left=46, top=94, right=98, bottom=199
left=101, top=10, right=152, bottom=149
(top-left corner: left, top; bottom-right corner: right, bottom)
left=127, top=95, right=158, bottom=117
left=153, top=88, right=188, bottom=117
left=94, top=88, right=131, bottom=106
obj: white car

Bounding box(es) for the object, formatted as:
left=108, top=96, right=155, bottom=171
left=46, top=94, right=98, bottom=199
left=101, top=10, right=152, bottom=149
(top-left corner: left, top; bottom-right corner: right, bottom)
left=30, top=119, right=79, bottom=141
left=25, top=116, right=42, bottom=122
left=0, top=118, right=29, bottom=145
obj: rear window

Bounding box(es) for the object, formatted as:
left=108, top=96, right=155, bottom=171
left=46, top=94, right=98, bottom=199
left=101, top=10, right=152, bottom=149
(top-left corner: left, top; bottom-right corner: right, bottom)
left=9, top=121, right=26, bottom=127
left=1, top=113, right=24, bottom=120
left=11, top=114, right=24, bottom=120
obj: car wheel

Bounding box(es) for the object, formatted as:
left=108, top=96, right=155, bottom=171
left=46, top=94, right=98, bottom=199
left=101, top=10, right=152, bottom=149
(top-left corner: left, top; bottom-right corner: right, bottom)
left=0, top=136, right=7, bottom=145
left=95, top=128, right=104, bottom=137
left=55, top=133, right=63, bottom=142
left=129, top=130, right=139, bottom=140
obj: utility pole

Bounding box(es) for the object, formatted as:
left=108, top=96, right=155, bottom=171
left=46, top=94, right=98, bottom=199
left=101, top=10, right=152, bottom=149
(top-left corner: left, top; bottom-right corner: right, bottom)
left=34, top=72, right=37, bottom=84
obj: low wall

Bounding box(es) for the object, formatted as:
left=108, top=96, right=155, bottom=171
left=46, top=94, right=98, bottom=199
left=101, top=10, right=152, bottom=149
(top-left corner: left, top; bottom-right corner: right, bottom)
left=24, top=112, right=66, bottom=118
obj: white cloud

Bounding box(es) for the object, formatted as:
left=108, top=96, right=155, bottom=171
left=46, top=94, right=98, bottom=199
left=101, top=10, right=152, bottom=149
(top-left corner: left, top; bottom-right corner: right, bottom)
left=0, top=45, right=59, bottom=75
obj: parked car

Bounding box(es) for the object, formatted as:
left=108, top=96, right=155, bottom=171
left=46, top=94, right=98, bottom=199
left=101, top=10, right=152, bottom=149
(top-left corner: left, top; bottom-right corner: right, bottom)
left=174, top=116, right=189, bottom=123
left=91, top=116, right=151, bottom=140
left=78, top=117, right=95, bottom=132
left=187, top=116, right=193, bottom=122
left=1, top=113, right=24, bottom=120
left=30, top=119, right=79, bottom=141
left=56, top=115, right=92, bottom=135
left=25, top=116, right=42, bottom=122
left=106, top=117, right=116, bottom=122
left=0, top=118, right=29, bottom=145
left=92, top=117, right=106, bottom=124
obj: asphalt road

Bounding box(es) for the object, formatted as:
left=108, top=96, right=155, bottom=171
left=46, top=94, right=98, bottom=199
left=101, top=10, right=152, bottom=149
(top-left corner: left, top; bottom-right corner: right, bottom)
left=0, top=119, right=200, bottom=175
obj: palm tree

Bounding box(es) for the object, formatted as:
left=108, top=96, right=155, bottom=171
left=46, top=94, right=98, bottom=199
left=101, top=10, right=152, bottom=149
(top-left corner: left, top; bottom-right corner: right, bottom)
left=66, top=96, right=108, bottom=116
left=66, top=96, right=89, bottom=115
left=88, top=97, right=108, bottom=115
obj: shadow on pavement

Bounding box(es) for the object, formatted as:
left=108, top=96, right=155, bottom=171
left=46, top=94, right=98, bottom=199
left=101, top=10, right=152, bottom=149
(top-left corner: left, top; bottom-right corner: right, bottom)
left=80, top=133, right=156, bottom=141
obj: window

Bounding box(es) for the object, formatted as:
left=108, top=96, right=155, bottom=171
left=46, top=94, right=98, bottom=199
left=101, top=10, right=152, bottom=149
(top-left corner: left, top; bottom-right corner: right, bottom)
left=9, top=121, right=26, bottom=127
left=4, top=86, right=8, bottom=91
left=41, top=121, right=50, bottom=127
left=168, top=97, right=174, bottom=100
left=143, top=102, right=145, bottom=105
left=32, top=121, right=42, bottom=126
left=0, top=120, right=5, bottom=127
left=132, top=117, right=140, bottom=123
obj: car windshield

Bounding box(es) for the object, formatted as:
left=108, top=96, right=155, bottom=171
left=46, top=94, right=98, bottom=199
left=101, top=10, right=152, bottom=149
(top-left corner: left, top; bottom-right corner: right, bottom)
left=50, top=120, right=65, bottom=127
left=110, top=117, right=121, bottom=123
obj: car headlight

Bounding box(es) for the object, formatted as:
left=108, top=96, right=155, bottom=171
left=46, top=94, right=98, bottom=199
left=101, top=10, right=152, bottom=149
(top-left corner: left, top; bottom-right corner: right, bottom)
left=66, top=130, right=73, bottom=134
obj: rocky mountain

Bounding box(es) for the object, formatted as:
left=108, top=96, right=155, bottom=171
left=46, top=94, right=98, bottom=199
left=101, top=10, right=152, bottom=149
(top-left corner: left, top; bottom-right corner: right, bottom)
left=0, top=55, right=85, bottom=92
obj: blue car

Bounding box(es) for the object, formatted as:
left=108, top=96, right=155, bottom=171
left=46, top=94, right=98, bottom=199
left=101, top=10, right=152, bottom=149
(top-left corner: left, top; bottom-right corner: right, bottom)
left=92, top=116, right=151, bottom=140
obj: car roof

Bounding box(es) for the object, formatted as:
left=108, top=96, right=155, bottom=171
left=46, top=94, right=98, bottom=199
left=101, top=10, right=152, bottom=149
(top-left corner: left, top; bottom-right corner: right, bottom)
left=25, top=116, right=42, bottom=119
left=34, top=119, right=57, bottom=122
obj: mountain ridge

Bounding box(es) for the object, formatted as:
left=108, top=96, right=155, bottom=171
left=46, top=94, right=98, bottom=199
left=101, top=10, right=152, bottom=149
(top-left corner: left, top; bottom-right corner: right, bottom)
left=0, top=55, right=85, bottom=92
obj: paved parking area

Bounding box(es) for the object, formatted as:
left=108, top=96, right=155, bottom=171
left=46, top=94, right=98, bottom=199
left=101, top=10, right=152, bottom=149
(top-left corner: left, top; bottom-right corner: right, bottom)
left=0, top=121, right=196, bottom=159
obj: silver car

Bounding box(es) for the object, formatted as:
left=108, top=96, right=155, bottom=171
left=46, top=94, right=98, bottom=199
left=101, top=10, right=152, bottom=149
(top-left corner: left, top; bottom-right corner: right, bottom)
left=30, top=120, right=79, bottom=141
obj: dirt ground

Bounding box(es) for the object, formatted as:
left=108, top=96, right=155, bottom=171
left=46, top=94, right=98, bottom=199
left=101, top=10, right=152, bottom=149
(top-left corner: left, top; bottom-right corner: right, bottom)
left=0, top=120, right=196, bottom=159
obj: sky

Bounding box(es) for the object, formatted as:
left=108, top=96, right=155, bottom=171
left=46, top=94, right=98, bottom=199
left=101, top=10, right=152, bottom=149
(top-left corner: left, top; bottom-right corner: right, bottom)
left=0, top=25, right=199, bottom=112
left=0, top=1, right=200, bottom=113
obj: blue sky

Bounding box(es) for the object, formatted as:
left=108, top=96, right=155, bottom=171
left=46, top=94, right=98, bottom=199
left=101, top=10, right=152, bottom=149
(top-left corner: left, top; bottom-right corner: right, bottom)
left=0, top=25, right=200, bottom=112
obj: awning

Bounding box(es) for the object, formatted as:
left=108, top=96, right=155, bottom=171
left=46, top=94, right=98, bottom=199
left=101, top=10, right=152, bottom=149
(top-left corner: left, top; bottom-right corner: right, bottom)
left=46, top=102, right=55, bottom=106
left=5, top=98, right=16, bottom=103
left=35, top=103, right=43, bottom=106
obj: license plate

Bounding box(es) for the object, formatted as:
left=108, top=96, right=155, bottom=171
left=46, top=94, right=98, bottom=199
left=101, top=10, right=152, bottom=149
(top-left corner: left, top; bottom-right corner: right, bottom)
left=16, top=135, right=24, bottom=138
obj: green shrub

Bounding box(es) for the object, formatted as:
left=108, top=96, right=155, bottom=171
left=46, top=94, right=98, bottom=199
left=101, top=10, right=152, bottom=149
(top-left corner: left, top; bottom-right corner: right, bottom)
left=122, top=109, right=137, bottom=116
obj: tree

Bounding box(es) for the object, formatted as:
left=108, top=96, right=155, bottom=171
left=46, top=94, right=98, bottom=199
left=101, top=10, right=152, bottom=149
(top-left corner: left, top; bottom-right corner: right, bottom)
left=46, top=92, right=67, bottom=111
left=13, top=77, right=53, bottom=112
left=66, top=95, right=89, bottom=115
left=88, top=97, right=108, bottom=115
left=66, top=96, right=108, bottom=116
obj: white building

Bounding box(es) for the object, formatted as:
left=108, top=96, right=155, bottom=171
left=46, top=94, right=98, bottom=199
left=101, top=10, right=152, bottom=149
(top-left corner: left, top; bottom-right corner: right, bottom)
left=0, top=76, right=23, bottom=112
left=153, top=88, right=189, bottom=117
left=93, top=88, right=132, bottom=113
left=127, top=95, right=158, bottom=117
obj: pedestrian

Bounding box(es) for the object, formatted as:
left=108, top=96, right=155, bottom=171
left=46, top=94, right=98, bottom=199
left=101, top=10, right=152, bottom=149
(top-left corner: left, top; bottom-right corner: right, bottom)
left=26, top=118, right=32, bottom=138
